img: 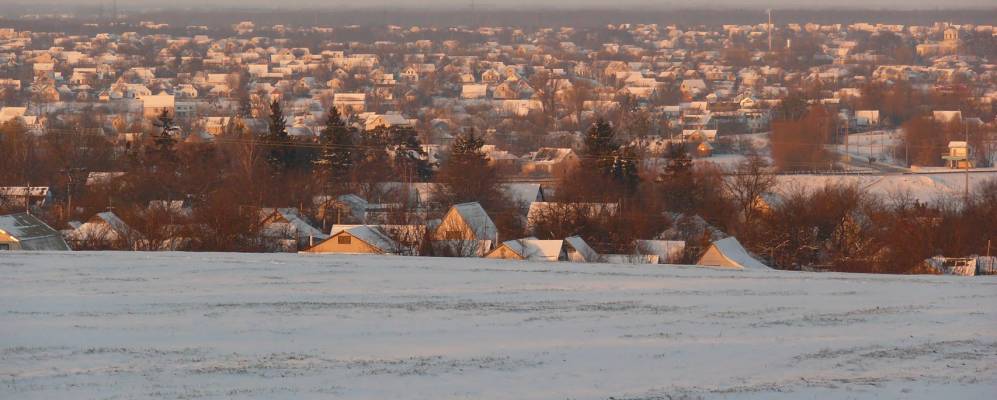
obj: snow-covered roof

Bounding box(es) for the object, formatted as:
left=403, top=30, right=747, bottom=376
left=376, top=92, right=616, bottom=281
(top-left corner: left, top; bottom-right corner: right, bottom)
left=500, top=183, right=543, bottom=205
left=451, top=202, right=498, bottom=243
left=331, top=225, right=399, bottom=253
left=70, top=211, right=141, bottom=243
left=262, top=208, right=327, bottom=240
left=564, top=235, right=598, bottom=262
left=0, top=213, right=70, bottom=250
left=703, top=237, right=770, bottom=270
left=492, top=238, right=564, bottom=261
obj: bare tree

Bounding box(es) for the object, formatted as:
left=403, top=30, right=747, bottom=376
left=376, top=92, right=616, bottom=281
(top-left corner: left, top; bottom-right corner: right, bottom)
left=723, top=152, right=777, bottom=228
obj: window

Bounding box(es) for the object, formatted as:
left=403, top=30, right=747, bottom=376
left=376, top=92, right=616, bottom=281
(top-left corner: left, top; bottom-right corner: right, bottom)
left=338, top=236, right=352, bottom=245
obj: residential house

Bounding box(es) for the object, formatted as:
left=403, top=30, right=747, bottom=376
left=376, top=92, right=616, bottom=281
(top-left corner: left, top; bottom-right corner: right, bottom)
left=140, top=92, right=175, bottom=119
left=67, top=211, right=143, bottom=250
left=855, top=110, right=880, bottom=127
left=943, top=141, right=972, bottom=169
left=461, top=83, right=488, bottom=99
left=304, top=225, right=402, bottom=255
left=333, top=93, right=366, bottom=114
left=0, top=187, right=52, bottom=209
left=433, top=202, right=498, bottom=256
left=259, top=208, right=328, bottom=251
left=522, top=148, right=579, bottom=176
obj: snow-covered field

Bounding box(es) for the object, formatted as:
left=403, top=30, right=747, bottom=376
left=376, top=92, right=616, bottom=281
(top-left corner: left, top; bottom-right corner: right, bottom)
left=2, top=252, right=995, bottom=399
left=775, top=170, right=997, bottom=204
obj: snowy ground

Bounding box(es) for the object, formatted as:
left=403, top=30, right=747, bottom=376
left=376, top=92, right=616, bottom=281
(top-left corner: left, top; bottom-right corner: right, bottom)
left=775, top=170, right=997, bottom=204
left=1, top=252, right=995, bottom=399
left=836, top=130, right=904, bottom=167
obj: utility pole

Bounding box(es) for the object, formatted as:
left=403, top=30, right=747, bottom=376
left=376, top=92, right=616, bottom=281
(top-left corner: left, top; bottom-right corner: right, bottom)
left=964, top=124, right=970, bottom=205
left=60, top=167, right=84, bottom=222
left=24, top=184, right=30, bottom=214
left=843, top=117, right=849, bottom=161
left=470, top=0, right=477, bottom=27
left=767, top=9, right=773, bottom=53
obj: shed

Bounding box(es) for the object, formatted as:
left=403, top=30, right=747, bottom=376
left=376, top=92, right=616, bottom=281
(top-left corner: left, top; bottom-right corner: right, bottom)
left=564, top=236, right=598, bottom=262
left=696, top=237, right=770, bottom=270
left=486, top=237, right=565, bottom=261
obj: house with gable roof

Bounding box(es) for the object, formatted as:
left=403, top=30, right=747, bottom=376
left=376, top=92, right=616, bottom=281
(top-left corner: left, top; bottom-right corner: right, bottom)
left=433, top=202, right=498, bottom=257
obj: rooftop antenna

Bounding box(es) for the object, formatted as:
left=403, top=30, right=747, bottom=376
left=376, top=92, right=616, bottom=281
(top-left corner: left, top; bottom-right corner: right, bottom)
left=767, top=9, right=773, bottom=53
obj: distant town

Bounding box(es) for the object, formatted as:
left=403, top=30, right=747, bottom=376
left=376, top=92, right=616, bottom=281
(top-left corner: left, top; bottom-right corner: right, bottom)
left=0, top=11, right=995, bottom=275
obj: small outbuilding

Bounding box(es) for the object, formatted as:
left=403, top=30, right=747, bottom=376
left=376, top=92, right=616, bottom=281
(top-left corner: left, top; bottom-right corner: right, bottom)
left=695, top=237, right=770, bottom=270
left=486, top=237, right=565, bottom=261
left=564, top=236, right=599, bottom=262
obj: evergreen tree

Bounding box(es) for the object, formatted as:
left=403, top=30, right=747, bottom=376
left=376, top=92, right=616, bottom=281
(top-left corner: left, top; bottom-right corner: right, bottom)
left=581, top=118, right=639, bottom=191
left=582, top=118, right=618, bottom=172
left=434, top=129, right=504, bottom=207
left=611, top=145, right=640, bottom=189
left=449, top=128, right=487, bottom=165
left=148, top=109, right=178, bottom=164
left=264, top=99, right=293, bottom=173
left=314, top=106, right=356, bottom=180
left=385, top=126, right=434, bottom=181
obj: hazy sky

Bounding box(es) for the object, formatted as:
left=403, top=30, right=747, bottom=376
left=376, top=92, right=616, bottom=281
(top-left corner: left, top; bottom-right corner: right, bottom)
left=17, top=0, right=997, bottom=9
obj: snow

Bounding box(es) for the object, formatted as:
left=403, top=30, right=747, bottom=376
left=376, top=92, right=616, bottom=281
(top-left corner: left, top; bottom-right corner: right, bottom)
left=1, top=252, right=995, bottom=399
left=834, top=129, right=903, bottom=167
left=775, top=171, right=997, bottom=204
left=493, top=238, right=564, bottom=261
left=451, top=202, right=498, bottom=243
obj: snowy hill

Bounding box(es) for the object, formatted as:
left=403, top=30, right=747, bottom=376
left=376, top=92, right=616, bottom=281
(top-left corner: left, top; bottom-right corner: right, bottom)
left=1, top=252, right=995, bottom=399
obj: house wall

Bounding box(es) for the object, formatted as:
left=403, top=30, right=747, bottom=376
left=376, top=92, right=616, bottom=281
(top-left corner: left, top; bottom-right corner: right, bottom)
left=696, top=246, right=741, bottom=269
left=485, top=245, right=524, bottom=260
left=565, top=248, right=587, bottom=262
left=306, top=232, right=382, bottom=254
left=0, top=231, right=22, bottom=250
left=436, top=211, right=476, bottom=241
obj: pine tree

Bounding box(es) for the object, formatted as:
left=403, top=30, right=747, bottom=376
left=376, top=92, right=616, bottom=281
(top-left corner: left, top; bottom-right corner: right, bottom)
left=264, top=99, right=293, bottom=173
left=315, top=106, right=356, bottom=180
left=611, top=145, right=640, bottom=189
left=149, top=109, right=178, bottom=164
left=449, top=128, right=487, bottom=166
left=581, top=118, right=639, bottom=191
left=386, top=126, right=434, bottom=181
left=434, top=129, right=505, bottom=207
left=582, top=118, right=618, bottom=172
